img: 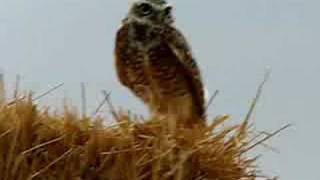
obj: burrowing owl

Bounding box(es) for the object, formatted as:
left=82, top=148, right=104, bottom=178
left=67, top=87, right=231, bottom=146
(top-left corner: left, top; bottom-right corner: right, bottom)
left=115, top=0, right=205, bottom=125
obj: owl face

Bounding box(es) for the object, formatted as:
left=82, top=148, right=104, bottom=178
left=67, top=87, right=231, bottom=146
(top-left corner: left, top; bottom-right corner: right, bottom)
left=125, top=0, right=173, bottom=26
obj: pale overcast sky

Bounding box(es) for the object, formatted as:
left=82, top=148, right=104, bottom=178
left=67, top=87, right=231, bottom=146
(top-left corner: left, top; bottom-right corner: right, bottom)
left=1, top=0, right=319, bottom=179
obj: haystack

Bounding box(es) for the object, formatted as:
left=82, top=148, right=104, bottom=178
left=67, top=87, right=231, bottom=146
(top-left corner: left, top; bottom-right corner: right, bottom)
left=0, top=78, right=286, bottom=179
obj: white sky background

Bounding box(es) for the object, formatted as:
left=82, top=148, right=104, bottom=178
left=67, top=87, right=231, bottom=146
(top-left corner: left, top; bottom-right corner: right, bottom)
left=1, top=0, right=319, bottom=179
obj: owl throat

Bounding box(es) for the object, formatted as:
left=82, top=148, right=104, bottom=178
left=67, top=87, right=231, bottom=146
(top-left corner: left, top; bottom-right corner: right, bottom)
left=128, top=22, right=163, bottom=51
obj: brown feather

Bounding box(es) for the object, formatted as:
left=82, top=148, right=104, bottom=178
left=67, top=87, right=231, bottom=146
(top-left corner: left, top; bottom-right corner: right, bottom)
left=115, top=24, right=130, bottom=88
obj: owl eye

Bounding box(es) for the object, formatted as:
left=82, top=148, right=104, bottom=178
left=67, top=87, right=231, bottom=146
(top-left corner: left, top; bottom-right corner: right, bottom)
left=138, top=3, right=153, bottom=16
left=164, top=6, right=172, bottom=16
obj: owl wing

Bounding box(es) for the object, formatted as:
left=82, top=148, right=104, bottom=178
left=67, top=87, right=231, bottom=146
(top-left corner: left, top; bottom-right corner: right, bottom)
left=115, top=24, right=131, bottom=88
left=163, top=26, right=205, bottom=118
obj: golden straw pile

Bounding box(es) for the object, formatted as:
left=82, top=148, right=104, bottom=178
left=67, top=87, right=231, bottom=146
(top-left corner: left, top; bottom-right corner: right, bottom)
left=0, top=76, right=283, bottom=180
left=0, top=98, right=279, bottom=180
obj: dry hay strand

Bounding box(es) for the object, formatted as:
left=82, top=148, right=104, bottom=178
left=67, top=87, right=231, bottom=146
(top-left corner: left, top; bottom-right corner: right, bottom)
left=0, top=97, right=285, bottom=180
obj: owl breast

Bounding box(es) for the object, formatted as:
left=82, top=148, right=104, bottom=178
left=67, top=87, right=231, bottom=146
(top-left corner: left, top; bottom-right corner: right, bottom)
left=123, top=37, right=190, bottom=105
left=147, top=43, right=190, bottom=97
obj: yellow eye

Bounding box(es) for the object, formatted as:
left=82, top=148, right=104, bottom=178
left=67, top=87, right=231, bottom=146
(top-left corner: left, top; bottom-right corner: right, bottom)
left=138, top=3, right=153, bottom=16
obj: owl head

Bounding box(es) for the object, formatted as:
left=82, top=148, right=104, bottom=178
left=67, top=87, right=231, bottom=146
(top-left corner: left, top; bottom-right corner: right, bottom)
left=124, top=0, right=174, bottom=26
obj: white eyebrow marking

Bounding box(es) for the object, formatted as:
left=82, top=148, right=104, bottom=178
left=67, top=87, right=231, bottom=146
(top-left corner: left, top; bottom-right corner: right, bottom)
left=135, top=0, right=170, bottom=10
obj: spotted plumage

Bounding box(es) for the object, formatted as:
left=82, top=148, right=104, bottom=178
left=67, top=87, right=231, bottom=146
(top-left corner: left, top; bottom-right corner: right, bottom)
left=115, top=0, right=205, bottom=125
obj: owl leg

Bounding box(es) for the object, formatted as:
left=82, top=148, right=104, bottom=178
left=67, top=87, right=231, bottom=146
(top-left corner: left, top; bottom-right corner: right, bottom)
left=150, top=101, right=167, bottom=122
left=167, top=94, right=202, bottom=127
left=134, top=85, right=161, bottom=119
left=161, top=96, right=186, bottom=130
